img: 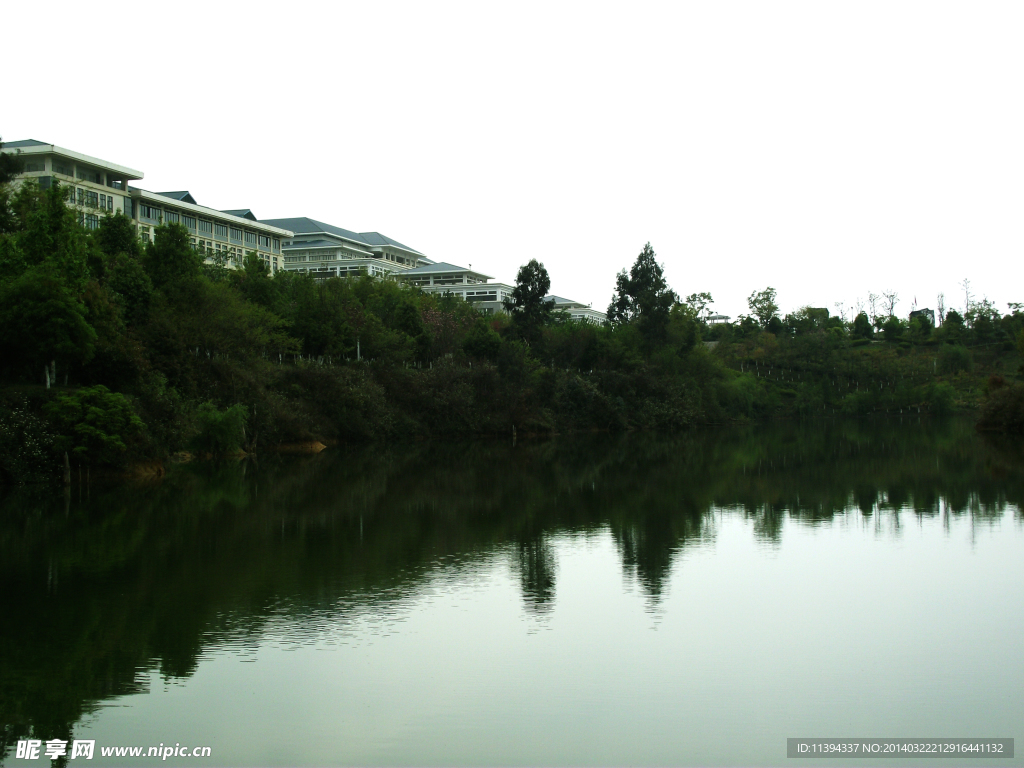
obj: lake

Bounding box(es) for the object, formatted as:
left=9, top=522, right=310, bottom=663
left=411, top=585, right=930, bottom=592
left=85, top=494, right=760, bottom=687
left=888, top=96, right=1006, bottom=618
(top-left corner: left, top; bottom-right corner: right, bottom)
left=1, top=417, right=1022, bottom=766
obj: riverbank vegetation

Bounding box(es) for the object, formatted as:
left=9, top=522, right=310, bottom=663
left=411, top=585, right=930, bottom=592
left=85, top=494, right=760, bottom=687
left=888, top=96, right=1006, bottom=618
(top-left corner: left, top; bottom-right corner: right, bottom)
left=0, top=167, right=1021, bottom=483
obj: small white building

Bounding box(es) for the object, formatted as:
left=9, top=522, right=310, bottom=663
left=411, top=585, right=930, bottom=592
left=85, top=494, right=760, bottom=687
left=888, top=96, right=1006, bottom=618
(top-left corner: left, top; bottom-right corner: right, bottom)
left=545, top=295, right=607, bottom=324
left=396, top=262, right=515, bottom=314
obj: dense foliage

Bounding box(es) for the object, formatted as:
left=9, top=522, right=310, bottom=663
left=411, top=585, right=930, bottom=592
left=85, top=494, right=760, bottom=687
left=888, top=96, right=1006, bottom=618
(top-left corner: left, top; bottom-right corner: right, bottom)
left=0, top=167, right=1020, bottom=481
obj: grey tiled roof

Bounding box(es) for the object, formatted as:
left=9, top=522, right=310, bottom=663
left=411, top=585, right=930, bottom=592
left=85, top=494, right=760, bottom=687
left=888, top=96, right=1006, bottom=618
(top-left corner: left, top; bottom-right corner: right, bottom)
left=260, top=217, right=423, bottom=256
left=357, top=230, right=421, bottom=254
left=262, top=217, right=363, bottom=243
left=3, top=139, right=50, bottom=148
left=222, top=209, right=258, bottom=221
left=157, top=191, right=197, bottom=203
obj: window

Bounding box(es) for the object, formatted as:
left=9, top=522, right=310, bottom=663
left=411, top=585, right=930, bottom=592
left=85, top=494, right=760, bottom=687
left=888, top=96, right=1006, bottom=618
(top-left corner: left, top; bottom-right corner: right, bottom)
left=141, top=228, right=151, bottom=243
left=244, top=231, right=257, bottom=246
left=77, top=188, right=84, bottom=205
left=198, top=219, right=212, bottom=234
left=108, top=196, right=114, bottom=212
left=76, top=167, right=102, bottom=184
left=230, top=227, right=243, bottom=243
left=123, top=197, right=134, bottom=218
left=100, top=194, right=106, bottom=209
left=52, top=160, right=72, bottom=176
left=182, top=215, right=196, bottom=230
left=24, top=161, right=44, bottom=172
left=164, top=210, right=179, bottom=225
left=214, top=222, right=228, bottom=238
left=258, top=234, right=271, bottom=250
left=85, top=191, right=99, bottom=208
left=140, top=203, right=161, bottom=221
left=272, top=238, right=280, bottom=253
left=84, top=214, right=100, bottom=230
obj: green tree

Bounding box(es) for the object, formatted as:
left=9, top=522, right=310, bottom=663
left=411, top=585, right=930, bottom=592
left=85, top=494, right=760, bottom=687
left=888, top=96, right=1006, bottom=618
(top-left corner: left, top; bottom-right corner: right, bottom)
left=607, top=243, right=677, bottom=346
left=0, top=137, right=25, bottom=235
left=463, top=318, right=502, bottom=360
left=143, top=223, right=201, bottom=290
left=95, top=210, right=143, bottom=261
left=852, top=311, right=873, bottom=340
left=505, top=259, right=553, bottom=344
left=44, top=385, right=144, bottom=467
left=0, top=138, right=23, bottom=186
left=882, top=316, right=904, bottom=342
left=684, top=292, right=713, bottom=322
left=908, top=314, right=932, bottom=344
left=747, top=287, right=779, bottom=329
left=105, top=254, right=154, bottom=325
left=18, top=183, right=91, bottom=292
left=0, top=268, right=97, bottom=376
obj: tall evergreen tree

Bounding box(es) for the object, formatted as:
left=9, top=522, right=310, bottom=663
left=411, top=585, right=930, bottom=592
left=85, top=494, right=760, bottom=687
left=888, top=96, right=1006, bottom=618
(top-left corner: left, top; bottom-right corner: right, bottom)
left=505, top=259, right=553, bottom=344
left=607, top=242, right=677, bottom=346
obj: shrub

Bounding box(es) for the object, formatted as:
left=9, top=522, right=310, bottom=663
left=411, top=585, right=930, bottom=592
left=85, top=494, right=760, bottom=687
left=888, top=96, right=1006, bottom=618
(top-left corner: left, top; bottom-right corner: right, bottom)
left=462, top=319, right=502, bottom=360
left=44, top=385, right=144, bottom=467
left=191, top=403, right=248, bottom=455
left=928, top=382, right=956, bottom=415
left=977, top=383, right=1024, bottom=433
left=841, top=391, right=875, bottom=417
left=938, top=345, right=972, bottom=375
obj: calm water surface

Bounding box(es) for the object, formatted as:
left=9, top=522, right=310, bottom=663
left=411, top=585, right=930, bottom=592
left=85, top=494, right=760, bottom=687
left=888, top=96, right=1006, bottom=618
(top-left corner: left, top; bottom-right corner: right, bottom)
left=2, top=418, right=1022, bottom=766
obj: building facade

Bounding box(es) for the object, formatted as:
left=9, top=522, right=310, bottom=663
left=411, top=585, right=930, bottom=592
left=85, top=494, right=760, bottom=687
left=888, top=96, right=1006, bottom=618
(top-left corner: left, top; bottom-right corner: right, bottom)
left=3, top=139, right=141, bottom=230
left=2, top=140, right=293, bottom=271
left=131, top=190, right=291, bottom=272
left=3, top=140, right=606, bottom=322
left=260, top=217, right=428, bottom=280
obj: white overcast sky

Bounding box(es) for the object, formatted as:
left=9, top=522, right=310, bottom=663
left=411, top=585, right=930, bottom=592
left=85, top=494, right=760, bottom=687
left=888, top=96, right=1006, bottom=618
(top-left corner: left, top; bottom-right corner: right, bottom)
left=3, top=1, right=1021, bottom=319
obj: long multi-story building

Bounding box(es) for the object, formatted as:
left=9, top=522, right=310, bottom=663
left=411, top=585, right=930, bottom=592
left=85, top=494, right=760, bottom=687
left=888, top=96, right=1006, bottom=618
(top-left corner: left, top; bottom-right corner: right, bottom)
left=260, top=217, right=429, bottom=279
left=2, top=140, right=292, bottom=271
left=2, top=140, right=606, bottom=322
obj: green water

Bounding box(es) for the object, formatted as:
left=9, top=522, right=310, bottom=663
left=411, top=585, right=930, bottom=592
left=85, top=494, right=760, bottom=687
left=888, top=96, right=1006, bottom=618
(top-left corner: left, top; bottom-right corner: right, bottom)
left=2, top=417, right=1022, bottom=766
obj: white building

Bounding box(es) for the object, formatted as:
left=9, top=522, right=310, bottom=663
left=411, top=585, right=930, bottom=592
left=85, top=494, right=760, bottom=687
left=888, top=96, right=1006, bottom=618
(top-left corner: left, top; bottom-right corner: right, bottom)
left=3, top=139, right=140, bottom=228
left=265, top=215, right=607, bottom=322
left=397, top=264, right=606, bottom=323
left=545, top=295, right=607, bottom=324
left=396, top=262, right=514, bottom=314
left=2, top=140, right=293, bottom=271
left=2, top=141, right=605, bottom=322
left=260, top=217, right=429, bottom=280
left=131, top=191, right=291, bottom=271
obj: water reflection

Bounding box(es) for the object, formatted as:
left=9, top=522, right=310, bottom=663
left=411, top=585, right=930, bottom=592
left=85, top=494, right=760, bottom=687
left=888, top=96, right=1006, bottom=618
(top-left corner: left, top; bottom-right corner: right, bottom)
left=0, top=416, right=1021, bottom=760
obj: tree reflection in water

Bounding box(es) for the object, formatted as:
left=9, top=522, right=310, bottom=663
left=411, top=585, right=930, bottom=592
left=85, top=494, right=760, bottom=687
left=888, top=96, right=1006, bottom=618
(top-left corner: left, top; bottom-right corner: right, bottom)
left=0, top=415, right=1021, bottom=759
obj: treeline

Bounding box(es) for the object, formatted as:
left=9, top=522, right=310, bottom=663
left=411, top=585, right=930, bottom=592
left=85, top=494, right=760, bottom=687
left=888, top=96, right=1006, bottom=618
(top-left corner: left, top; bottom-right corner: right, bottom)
left=700, top=286, right=1024, bottom=427
left=0, top=170, right=1022, bottom=482
left=0, top=182, right=726, bottom=481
